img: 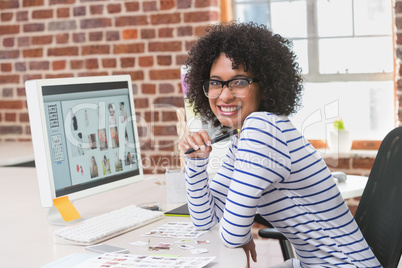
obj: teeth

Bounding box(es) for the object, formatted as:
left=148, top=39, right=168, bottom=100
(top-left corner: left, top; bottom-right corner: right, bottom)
left=220, top=106, right=239, bottom=112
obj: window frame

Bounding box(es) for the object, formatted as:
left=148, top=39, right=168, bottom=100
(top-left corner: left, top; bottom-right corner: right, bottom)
left=224, top=0, right=396, bottom=150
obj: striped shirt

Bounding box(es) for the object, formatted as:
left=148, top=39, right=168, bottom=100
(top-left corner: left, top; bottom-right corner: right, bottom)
left=185, top=112, right=381, bottom=268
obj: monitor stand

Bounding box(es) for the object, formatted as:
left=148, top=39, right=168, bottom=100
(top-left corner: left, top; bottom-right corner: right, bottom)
left=47, top=206, right=85, bottom=226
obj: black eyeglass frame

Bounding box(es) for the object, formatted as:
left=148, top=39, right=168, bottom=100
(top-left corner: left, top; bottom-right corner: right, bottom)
left=200, top=77, right=259, bottom=98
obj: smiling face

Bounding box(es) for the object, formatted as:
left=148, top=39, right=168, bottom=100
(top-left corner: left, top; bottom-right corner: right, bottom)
left=208, top=53, right=261, bottom=129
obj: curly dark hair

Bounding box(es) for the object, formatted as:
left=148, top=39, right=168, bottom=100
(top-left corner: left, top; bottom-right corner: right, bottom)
left=184, top=21, right=303, bottom=129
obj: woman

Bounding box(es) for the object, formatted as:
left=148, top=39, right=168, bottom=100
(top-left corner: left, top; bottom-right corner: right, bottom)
left=179, top=22, right=380, bottom=268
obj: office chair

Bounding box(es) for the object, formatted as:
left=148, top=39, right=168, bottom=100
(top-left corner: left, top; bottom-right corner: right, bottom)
left=255, top=126, right=402, bottom=266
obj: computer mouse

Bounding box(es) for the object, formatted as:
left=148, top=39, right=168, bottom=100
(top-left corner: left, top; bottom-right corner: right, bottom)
left=332, top=171, right=347, bottom=183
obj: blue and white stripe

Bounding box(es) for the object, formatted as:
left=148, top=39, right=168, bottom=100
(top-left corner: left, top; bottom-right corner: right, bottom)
left=185, top=112, right=381, bottom=268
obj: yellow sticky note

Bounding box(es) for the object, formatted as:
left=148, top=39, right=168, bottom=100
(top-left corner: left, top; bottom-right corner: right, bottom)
left=53, top=196, right=81, bottom=222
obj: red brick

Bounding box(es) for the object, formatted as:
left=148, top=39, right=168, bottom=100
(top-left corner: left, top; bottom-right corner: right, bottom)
left=50, top=0, right=76, bottom=5
left=23, top=0, right=44, bottom=7
left=159, top=83, right=174, bottom=94
left=78, top=72, right=108, bottom=77
left=17, top=36, right=29, bottom=47
left=5, top=113, right=16, bottom=122
left=19, top=113, right=30, bottom=122
left=113, top=43, right=145, bottom=54
left=162, top=111, right=178, bottom=121
left=122, top=29, right=138, bottom=40
left=71, top=60, right=84, bottom=69
left=157, top=55, right=172, bottom=66
left=106, top=31, right=120, bottom=41
left=121, top=57, right=135, bottom=68
left=195, top=0, right=218, bottom=7
left=56, top=33, right=69, bottom=43
left=161, top=0, right=175, bottom=10
left=2, top=88, right=13, bottom=97
left=154, top=96, right=185, bottom=107
left=107, top=4, right=121, bottom=13
left=151, top=13, right=180, bottom=25
left=139, top=56, right=154, bottom=67
left=23, top=23, right=45, bottom=32
left=80, top=18, right=111, bottom=29
left=0, top=126, right=23, bottom=135
left=158, top=27, right=173, bottom=38
left=153, top=125, right=177, bottom=135
left=0, top=100, right=23, bottom=109
left=85, top=58, right=98, bottom=69
left=90, top=5, right=103, bottom=15
left=124, top=71, right=144, bottom=81
left=23, top=48, right=43, bottom=58
left=177, top=0, right=191, bottom=8
left=142, top=84, right=156, bottom=94
left=0, top=25, right=19, bottom=35
left=145, top=111, right=159, bottom=122
left=57, top=7, right=70, bottom=18
left=49, top=21, right=76, bottom=31
left=115, top=16, right=148, bottom=27
left=134, top=98, right=149, bottom=108
left=141, top=29, right=156, bottom=39
left=73, top=33, right=86, bottom=43
left=48, top=46, right=78, bottom=56
left=150, top=69, right=180, bottom=80
left=195, top=25, right=209, bottom=36
left=89, top=31, right=103, bottom=41
left=149, top=41, right=181, bottom=52
left=157, top=140, right=176, bottom=151
left=32, top=35, right=53, bottom=45
left=143, top=1, right=157, bottom=11
left=0, top=0, right=19, bottom=9
left=1, top=63, right=12, bottom=72
left=3, top=37, right=14, bottom=47
left=16, top=11, right=28, bottom=21
left=102, top=58, right=116, bottom=68
left=125, top=2, right=140, bottom=11
left=178, top=26, right=192, bottom=36
left=184, top=11, right=218, bottom=22
left=15, top=62, right=26, bottom=71
left=1, top=13, right=13, bottom=22
left=53, top=60, right=66, bottom=70
left=45, top=73, right=73, bottom=79
left=176, top=54, right=188, bottom=65
left=0, top=75, right=19, bottom=84
left=73, top=6, right=86, bottom=16
left=32, top=9, right=53, bottom=19
left=29, top=61, right=50, bottom=70
left=82, top=45, right=110, bottom=55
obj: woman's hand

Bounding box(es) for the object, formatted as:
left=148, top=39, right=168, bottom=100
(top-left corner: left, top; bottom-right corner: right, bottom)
left=179, top=130, right=212, bottom=158
left=242, top=238, right=257, bottom=268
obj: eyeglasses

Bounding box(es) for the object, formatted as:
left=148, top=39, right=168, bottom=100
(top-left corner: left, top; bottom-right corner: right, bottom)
left=201, top=78, right=259, bottom=98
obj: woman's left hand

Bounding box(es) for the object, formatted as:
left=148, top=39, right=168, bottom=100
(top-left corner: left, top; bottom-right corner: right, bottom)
left=242, top=238, right=257, bottom=267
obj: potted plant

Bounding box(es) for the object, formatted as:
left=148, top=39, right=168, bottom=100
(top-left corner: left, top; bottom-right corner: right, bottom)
left=328, top=119, right=352, bottom=153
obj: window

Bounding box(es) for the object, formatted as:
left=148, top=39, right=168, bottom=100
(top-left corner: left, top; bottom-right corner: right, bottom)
left=233, top=0, right=394, bottom=142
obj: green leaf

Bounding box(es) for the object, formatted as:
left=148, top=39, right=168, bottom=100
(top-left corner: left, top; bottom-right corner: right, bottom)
left=333, top=120, right=345, bottom=130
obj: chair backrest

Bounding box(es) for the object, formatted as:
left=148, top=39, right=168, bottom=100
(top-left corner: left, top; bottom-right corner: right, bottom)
left=354, top=127, right=402, bottom=268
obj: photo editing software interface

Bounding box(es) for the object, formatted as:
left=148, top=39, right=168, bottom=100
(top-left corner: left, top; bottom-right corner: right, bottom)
left=28, top=76, right=143, bottom=205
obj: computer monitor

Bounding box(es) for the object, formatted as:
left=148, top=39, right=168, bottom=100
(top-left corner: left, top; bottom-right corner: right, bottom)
left=25, top=75, right=143, bottom=225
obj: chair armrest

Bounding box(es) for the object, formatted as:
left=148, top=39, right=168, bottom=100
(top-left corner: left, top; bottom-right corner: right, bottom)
left=258, top=228, right=287, bottom=240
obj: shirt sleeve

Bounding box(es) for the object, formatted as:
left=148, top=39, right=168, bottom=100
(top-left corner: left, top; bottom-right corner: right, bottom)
left=219, top=112, right=291, bottom=248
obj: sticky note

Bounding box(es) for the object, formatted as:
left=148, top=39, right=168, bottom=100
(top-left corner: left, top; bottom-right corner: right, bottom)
left=53, top=196, right=81, bottom=222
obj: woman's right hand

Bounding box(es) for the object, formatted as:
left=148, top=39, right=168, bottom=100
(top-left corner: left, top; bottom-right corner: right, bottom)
left=179, top=130, right=213, bottom=158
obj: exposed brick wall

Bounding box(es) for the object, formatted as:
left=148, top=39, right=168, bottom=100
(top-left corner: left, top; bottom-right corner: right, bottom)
left=0, top=0, right=220, bottom=174
left=0, top=1, right=399, bottom=175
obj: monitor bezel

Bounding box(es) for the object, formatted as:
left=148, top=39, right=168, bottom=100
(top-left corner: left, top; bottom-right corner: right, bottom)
left=26, top=75, right=144, bottom=209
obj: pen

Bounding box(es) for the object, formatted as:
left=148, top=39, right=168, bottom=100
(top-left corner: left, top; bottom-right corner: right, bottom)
left=184, top=128, right=240, bottom=154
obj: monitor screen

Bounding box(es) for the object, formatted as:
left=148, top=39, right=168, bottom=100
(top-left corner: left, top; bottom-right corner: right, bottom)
left=26, top=75, right=143, bottom=224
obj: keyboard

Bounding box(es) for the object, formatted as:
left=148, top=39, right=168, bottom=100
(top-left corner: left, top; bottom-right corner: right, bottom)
left=53, top=205, right=164, bottom=245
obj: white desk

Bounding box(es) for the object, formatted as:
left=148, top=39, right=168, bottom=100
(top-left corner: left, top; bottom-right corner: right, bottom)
left=337, top=175, right=368, bottom=199
left=0, top=168, right=247, bottom=268
left=0, top=141, right=35, bottom=167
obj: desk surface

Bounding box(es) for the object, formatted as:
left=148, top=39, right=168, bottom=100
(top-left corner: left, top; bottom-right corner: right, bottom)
left=0, top=167, right=247, bottom=268
left=0, top=141, right=34, bottom=166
